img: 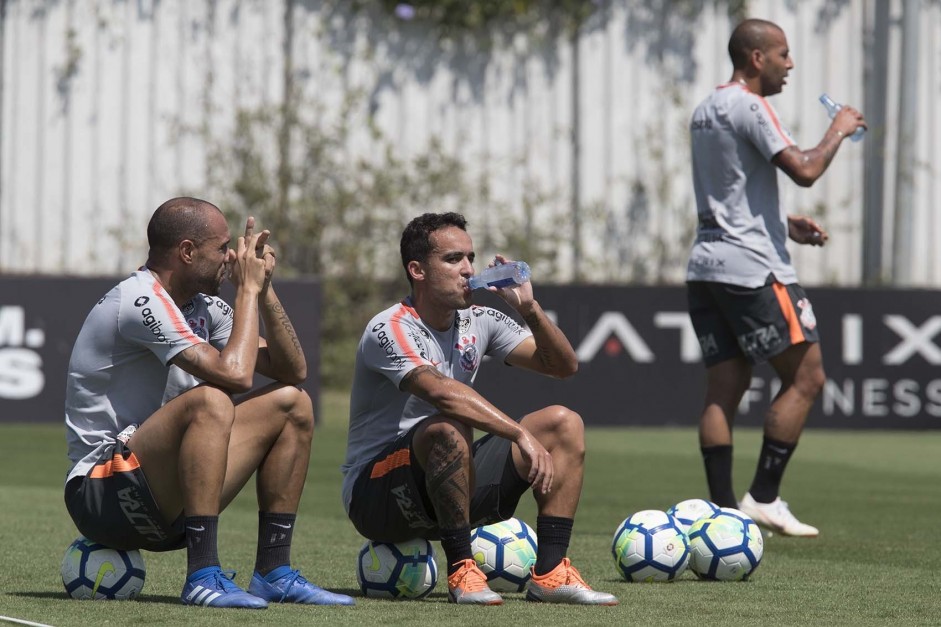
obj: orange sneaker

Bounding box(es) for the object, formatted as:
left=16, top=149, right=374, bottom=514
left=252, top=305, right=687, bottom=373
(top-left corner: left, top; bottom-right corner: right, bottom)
left=447, top=559, right=503, bottom=605
left=526, top=558, right=618, bottom=605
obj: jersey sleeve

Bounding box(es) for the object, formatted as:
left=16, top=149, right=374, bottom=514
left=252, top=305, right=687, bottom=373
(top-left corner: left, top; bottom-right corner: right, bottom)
left=734, top=93, right=795, bottom=161
left=476, top=306, right=532, bottom=362
left=118, top=282, right=205, bottom=365
left=202, top=296, right=234, bottom=351
left=359, top=311, right=431, bottom=389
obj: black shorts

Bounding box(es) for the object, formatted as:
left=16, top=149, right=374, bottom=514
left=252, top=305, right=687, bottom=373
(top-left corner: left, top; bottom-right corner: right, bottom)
left=64, top=440, right=184, bottom=552
left=687, top=277, right=820, bottom=367
left=348, top=423, right=531, bottom=542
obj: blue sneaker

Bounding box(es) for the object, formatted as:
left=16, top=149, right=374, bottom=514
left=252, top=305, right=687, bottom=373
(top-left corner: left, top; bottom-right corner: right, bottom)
left=248, top=566, right=355, bottom=606
left=181, top=566, right=268, bottom=609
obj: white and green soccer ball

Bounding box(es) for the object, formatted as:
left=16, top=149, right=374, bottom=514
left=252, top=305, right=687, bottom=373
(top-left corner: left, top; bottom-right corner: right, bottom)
left=611, top=509, right=690, bottom=582
left=61, top=536, right=146, bottom=600
left=667, top=498, right=721, bottom=534
left=470, top=517, right=538, bottom=592
left=357, top=538, right=438, bottom=600
left=687, top=508, right=763, bottom=581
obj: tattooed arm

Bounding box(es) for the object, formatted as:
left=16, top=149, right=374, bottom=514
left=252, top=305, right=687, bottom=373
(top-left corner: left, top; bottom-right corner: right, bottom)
left=402, top=365, right=553, bottom=494
left=772, top=105, right=865, bottom=188
left=403, top=366, right=526, bottom=440
left=254, top=285, right=307, bottom=384
left=483, top=254, right=577, bottom=378
left=504, top=301, right=578, bottom=378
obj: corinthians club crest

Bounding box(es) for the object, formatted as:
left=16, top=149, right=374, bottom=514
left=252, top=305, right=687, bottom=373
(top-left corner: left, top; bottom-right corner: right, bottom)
left=454, top=335, right=479, bottom=372
left=797, top=298, right=817, bottom=330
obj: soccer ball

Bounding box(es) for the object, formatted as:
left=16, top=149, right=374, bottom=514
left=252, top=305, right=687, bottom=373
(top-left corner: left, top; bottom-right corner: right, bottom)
left=611, top=510, right=690, bottom=582
left=357, top=538, right=438, bottom=600
left=667, top=498, right=721, bottom=534
left=687, top=508, right=763, bottom=581
left=60, top=536, right=146, bottom=600
left=470, top=517, right=538, bottom=592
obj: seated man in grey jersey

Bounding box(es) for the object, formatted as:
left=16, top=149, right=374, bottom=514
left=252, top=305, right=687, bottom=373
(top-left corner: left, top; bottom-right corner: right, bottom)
left=341, top=212, right=618, bottom=606
left=63, top=197, right=353, bottom=609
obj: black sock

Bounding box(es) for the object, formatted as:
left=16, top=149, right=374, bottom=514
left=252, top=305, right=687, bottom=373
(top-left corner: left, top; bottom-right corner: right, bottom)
left=185, top=515, right=220, bottom=576
left=254, top=512, right=296, bottom=576
left=701, top=445, right=737, bottom=507
left=534, top=516, right=573, bottom=576
left=748, top=437, right=797, bottom=503
left=439, top=526, right=473, bottom=576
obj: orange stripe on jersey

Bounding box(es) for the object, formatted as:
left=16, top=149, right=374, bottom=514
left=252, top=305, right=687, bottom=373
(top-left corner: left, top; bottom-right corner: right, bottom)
left=755, top=96, right=794, bottom=146
left=390, top=303, right=426, bottom=368
left=89, top=452, right=141, bottom=479
left=772, top=283, right=805, bottom=345
left=397, top=299, right=420, bottom=319
left=370, top=448, right=411, bottom=478
left=151, top=280, right=202, bottom=345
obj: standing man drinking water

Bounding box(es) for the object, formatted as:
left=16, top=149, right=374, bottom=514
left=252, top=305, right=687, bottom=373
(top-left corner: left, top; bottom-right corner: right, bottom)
left=685, top=19, right=866, bottom=537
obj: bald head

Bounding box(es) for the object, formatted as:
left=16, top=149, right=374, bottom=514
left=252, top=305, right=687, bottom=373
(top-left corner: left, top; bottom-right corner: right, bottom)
left=728, top=19, right=783, bottom=69
left=146, top=197, right=223, bottom=263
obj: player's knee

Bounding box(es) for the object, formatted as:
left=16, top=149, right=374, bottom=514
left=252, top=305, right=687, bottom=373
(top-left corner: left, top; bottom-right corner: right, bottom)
left=537, top=405, right=585, bottom=458
left=546, top=405, right=584, bottom=436
left=799, top=364, right=826, bottom=400
left=561, top=407, right=586, bottom=458
left=273, top=385, right=314, bottom=433
left=789, top=355, right=827, bottom=399
left=419, top=419, right=472, bottom=458
left=186, top=385, right=236, bottom=428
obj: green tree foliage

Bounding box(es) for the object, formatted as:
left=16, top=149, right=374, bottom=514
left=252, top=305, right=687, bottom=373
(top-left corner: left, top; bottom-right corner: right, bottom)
left=374, top=0, right=599, bottom=39
left=199, top=0, right=756, bottom=389
left=204, top=96, right=562, bottom=389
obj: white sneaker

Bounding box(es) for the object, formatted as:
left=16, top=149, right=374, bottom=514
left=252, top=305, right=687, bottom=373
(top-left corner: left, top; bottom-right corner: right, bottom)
left=739, top=492, right=819, bottom=537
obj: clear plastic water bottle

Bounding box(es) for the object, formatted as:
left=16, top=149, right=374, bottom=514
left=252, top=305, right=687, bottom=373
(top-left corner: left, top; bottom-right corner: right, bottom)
left=468, top=260, right=531, bottom=290
left=819, top=93, right=865, bottom=142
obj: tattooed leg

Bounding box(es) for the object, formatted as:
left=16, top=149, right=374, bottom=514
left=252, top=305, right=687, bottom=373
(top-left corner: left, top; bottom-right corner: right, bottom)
left=414, top=418, right=473, bottom=528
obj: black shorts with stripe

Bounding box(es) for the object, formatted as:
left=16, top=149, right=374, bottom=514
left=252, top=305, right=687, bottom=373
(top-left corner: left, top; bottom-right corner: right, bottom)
left=348, top=421, right=531, bottom=543
left=64, top=440, right=184, bottom=552
left=687, top=277, right=820, bottom=367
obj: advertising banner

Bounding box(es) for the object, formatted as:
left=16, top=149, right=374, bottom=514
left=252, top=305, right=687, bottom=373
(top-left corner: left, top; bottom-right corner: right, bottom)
left=474, top=286, right=941, bottom=429
left=4, top=279, right=939, bottom=428
left=0, top=276, right=321, bottom=423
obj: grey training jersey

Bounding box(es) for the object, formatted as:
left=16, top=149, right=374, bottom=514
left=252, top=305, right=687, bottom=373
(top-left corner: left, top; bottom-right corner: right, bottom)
left=341, top=298, right=531, bottom=512
left=686, top=83, right=797, bottom=288
left=64, top=270, right=233, bottom=483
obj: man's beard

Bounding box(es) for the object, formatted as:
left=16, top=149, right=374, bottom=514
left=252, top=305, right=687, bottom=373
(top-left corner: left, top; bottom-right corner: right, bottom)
left=197, top=273, right=223, bottom=296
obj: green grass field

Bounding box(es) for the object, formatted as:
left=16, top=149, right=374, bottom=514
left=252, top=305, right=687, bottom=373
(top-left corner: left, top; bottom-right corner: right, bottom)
left=2, top=391, right=940, bottom=626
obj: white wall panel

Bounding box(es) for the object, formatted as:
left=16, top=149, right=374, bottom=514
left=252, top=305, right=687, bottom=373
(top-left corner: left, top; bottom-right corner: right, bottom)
left=1, top=0, right=939, bottom=287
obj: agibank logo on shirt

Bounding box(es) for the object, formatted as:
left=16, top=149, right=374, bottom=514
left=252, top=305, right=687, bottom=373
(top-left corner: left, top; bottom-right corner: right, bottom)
left=371, top=322, right=407, bottom=370
left=454, top=335, right=479, bottom=372
left=134, top=296, right=171, bottom=345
